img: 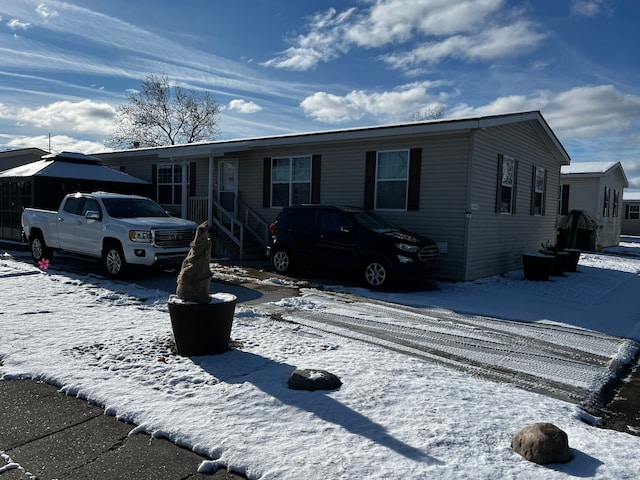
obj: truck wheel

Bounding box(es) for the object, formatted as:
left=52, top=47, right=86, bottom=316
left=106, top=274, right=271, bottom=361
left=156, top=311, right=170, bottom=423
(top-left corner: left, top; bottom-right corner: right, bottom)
left=29, top=232, right=53, bottom=262
left=363, top=260, right=389, bottom=288
left=103, top=242, right=127, bottom=278
left=271, top=248, right=294, bottom=273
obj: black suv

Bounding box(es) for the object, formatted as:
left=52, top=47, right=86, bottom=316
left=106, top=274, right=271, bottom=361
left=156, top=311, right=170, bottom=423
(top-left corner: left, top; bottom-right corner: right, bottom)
left=266, top=205, right=439, bottom=288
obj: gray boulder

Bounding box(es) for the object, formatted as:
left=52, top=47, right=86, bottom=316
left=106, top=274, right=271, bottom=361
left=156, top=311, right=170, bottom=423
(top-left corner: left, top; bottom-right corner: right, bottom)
left=511, top=422, right=573, bottom=465
left=288, top=369, right=342, bottom=391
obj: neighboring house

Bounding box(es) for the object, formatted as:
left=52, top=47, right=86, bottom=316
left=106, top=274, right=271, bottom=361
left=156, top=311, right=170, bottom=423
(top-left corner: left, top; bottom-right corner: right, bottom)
left=0, top=152, right=151, bottom=243
left=0, top=147, right=49, bottom=171
left=622, top=192, right=640, bottom=236
left=94, top=111, right=570, bottom=281
left=559, top=161, right=628, bottom=248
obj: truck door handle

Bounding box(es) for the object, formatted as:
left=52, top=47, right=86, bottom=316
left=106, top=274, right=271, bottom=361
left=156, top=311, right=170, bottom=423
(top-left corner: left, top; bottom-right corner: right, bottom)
left=57, top=217, right=64, bottom=222
left=77, top=221, right=82, bottom=225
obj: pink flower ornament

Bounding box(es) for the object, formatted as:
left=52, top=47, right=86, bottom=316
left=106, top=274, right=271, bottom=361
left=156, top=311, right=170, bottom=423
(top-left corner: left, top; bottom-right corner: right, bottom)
left=38, top=258, right=50, bottom=270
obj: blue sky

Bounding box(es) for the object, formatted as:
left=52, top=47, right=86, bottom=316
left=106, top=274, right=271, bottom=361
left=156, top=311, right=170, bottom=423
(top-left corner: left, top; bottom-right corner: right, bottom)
left=1, top=0, right=640, bottom=191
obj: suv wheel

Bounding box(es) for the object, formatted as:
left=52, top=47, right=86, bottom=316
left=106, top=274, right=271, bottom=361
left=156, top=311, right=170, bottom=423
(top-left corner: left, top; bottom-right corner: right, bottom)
left=271, top=248, right=293, bottom=273
left=364, top=260, right=389, bottom=288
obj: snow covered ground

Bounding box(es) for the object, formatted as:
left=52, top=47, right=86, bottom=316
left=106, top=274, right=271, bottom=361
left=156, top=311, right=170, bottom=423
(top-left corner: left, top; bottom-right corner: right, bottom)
left=1, top=240, right=640, bottom=479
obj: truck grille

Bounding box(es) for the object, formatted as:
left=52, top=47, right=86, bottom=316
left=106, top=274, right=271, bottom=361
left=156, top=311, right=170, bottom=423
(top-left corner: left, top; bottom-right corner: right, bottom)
left=154, top=229, right=196, bottom=248
left=418, top=245, right=440, bottom=262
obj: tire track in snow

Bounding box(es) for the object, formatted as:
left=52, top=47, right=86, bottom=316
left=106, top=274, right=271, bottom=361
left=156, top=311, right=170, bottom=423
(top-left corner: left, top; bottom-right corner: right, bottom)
left=269, top=292, right=637, bottom=405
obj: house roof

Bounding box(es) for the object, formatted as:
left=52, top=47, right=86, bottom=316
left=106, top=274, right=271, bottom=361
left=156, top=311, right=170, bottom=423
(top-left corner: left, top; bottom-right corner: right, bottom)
left=92, top=111, right=571, bottom=166
left=0, top=147, right=49, bottom=159
left=561, top=161, right=629, bottom=187
left=623, top=192, right=640, bottom=202
left=0, top=151, right=149, bottom=184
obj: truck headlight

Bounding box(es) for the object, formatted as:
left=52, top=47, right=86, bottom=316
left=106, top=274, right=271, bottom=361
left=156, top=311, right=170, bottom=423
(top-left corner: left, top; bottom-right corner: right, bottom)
left=395, top=242, right=419, bottom=253
left=129, top=230, right=152, bottom=242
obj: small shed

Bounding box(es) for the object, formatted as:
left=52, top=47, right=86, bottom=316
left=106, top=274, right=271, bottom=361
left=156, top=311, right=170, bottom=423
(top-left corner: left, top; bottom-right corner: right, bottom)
left=559, top=161, right=628, bottom=248
left=0, top=151, right=151, bottom=242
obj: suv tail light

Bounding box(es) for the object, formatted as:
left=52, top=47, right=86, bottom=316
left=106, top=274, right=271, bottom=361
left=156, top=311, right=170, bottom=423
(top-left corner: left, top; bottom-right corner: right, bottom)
left=269, top=222, right=277, bottom=235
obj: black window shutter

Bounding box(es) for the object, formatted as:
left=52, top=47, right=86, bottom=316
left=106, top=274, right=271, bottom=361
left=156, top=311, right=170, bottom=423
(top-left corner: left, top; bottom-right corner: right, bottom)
left=408, top=148, right=422, bottom=211
left=512, top=159, right=518, bottom=214
left=263, top=158, right=271, bottom=208
left=364, top=151, right=376, bottom=210
left=189, top=162, right=196, bottom=196
left=625, top=204, right=630, bottom=220
left=151, top=164, right=158, bottom=202
left=495, top=154, right=504, bottom=213
left=311, top=154, right=321, bottom=204
left=542, top=168, right=547, bottom=215
left=530, top=166, right=536, bottom=216
left=561, top=184, right=570, bottom=215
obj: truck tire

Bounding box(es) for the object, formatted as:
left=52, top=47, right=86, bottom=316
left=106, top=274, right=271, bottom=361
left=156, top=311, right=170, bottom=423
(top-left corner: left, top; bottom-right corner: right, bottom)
left=103, top=242, right=127, bottom=278
left=29, top=232, right=53, bottom=262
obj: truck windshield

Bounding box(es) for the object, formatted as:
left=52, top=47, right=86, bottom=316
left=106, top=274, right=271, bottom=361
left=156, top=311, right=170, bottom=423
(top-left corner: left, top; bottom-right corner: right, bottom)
left=102, top=198, right=170, bottom=218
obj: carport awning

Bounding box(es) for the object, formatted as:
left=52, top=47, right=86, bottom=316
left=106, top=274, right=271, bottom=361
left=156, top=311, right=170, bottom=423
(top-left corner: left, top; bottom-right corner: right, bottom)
left=0, top=151, right=149, bottom=184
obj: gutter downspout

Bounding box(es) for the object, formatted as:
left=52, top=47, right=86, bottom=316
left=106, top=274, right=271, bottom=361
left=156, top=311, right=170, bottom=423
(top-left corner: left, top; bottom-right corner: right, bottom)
left=181, top=158, right=188, bottom=219
left=462, top=129, right=477, bottom=281
left=208, top=155, right=214, bottom=226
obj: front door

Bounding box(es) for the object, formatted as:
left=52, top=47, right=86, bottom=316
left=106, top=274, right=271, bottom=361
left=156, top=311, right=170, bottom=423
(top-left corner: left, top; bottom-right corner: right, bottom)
left=218, top=159, right=237, bottom=215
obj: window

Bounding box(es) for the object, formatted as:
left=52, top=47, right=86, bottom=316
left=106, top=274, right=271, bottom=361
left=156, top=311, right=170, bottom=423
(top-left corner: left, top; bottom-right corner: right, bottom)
left=157, top=163, right=188, bottom=206
left=271, top=156, right=311, bottom=207
left=375, top=150, right=409, bottom=210
left=602, top=187, right=610, bottom=217
left=531, top=166, right=546, bottom=215
left=496, top=155, right=517, bottom=214
left=364, top=149, right=421, bottom=211
left=628, top=205, right=640, bottom=220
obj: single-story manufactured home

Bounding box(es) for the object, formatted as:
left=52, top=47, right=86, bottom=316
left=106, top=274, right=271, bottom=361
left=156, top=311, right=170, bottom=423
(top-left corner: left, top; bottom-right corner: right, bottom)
left=92, top=111, right=570, bottom=281
left=559, top=161, right=628, bottom=249
left=622, top=192, right=640, bottom=236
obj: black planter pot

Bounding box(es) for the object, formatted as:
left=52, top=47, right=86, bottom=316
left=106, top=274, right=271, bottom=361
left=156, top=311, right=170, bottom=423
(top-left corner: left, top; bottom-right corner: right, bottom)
left=540, top=250, right=569, bottom=276
left=168, top=293, right=237, bottom=356
left=522, top=253, right=554, bottom=281
left=564, top=249, right=581, bottom=272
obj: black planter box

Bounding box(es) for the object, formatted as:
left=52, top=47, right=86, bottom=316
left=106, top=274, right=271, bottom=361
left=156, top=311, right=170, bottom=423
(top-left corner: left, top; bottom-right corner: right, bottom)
left=168, top=293, right=237, bottom=356
left=522, top=253, right=555, bottom=281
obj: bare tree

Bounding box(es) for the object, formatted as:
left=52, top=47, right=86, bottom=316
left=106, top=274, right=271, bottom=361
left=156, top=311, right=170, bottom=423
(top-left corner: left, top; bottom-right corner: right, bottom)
left=408, top=105, right=445, bottom=122
left=106, top=74, right=221, bottom=149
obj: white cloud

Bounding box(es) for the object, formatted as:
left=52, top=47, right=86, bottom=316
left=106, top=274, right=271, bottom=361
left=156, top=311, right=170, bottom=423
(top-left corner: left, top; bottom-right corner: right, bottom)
left=2, top=133, right=109, bottom=154
left=347, top=0, right=505, bottom=47
left=570, top=0, right=614, bottom=18
left=0, top=99, right=117, bottom=136
left=36, top=3, right=59, bottom=20
left=7, top=18, right=30, bottom=30
left=383, top=21, right=545, bottom=70
left=300, top=81, right=449, bottom=122
left=264, top=0, right=543, bottom=72
left=448, top=84, right=640, bottom=139
left=227, top=99, right=262, bottom=114
left=262, top=8, right=353, bottom=71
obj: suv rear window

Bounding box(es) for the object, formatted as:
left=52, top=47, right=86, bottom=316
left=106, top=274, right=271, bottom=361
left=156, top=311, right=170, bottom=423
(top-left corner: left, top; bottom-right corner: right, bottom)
left=278, top=208, right=317, bottom=230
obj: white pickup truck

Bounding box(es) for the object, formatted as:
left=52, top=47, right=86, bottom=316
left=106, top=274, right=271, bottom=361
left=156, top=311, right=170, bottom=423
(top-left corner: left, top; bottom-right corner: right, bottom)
left=22, top=192, right=198, bottom=277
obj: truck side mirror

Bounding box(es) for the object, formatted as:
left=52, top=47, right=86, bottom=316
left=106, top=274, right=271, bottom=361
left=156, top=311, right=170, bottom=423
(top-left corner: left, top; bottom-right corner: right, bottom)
left=85, top=211, right=101, bottom=221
